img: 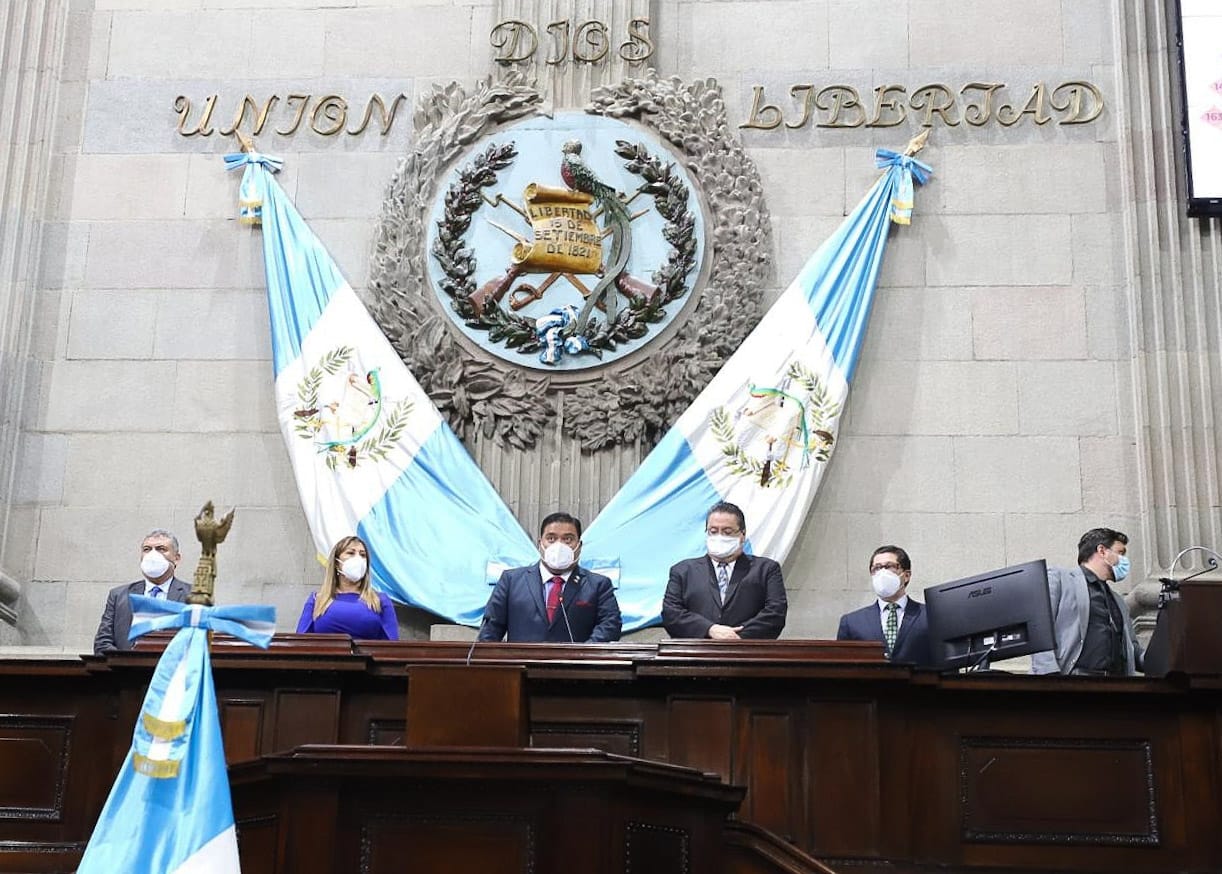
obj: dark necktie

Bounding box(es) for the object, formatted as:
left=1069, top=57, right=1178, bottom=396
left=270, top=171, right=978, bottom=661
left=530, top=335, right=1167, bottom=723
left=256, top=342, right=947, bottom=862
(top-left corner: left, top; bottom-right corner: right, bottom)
left=150, top=586, right=163, bottom=599
left=546, top=576, right=564, bottom=624
left=884, top=602, right=899, bottom=654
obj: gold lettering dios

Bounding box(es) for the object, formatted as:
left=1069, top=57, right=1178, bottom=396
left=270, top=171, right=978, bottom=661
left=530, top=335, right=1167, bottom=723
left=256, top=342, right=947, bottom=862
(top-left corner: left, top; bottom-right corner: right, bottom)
left=174, top=92, right=408, bottom=137
left=490, top=17, right=653, bottom=66
left=741, top=81, right=1104, bottom=130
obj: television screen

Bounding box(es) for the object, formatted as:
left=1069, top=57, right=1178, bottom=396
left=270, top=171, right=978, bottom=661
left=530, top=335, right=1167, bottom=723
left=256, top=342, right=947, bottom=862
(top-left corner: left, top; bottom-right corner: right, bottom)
left=1176, top=0, right=1222, bottom=216
left=924, top=559, right=1055, bottom=670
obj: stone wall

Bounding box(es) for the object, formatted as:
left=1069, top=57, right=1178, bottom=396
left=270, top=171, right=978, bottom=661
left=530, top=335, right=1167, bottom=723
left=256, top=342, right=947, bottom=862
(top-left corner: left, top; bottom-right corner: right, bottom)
left=1, top=0, right=1217, bottom=652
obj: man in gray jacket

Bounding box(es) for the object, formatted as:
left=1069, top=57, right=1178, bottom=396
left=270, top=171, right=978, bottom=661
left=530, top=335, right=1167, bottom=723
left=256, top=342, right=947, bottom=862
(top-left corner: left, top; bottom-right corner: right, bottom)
left=1031, top=527, right=1143, bottom=676
left=93, top=529, right=190, bottom=654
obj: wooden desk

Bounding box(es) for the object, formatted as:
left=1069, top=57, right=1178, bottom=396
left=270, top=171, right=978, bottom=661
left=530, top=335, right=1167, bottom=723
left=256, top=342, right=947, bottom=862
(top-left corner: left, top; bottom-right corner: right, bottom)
left=1, top=639, right=1219, bottom=874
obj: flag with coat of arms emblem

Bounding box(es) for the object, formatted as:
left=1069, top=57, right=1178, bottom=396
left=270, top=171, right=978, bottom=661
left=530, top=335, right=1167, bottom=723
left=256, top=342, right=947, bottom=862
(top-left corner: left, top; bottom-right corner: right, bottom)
left=582, top=142, right=933, bottom=630
left=225, top=151, right=537, bottom=626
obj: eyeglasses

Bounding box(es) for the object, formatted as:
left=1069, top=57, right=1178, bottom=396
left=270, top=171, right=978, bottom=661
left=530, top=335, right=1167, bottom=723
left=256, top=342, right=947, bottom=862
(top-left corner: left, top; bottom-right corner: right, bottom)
left=706, top=528, right=742, bottom=537
left=870, top=562, right=903, bottom=574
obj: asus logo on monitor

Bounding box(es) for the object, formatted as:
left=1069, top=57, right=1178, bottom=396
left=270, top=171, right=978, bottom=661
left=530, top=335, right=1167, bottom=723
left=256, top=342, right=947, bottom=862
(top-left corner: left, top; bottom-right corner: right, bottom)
left=966, top=586, right=993, bottom=599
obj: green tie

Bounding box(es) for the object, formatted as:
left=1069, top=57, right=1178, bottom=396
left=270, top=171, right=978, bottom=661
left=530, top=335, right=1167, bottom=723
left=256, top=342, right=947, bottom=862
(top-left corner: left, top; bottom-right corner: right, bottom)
left=884, top=602, right=899, bottom=655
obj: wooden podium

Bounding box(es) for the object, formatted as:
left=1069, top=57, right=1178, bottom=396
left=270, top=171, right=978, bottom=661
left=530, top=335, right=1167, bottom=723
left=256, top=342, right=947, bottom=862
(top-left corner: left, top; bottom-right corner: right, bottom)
left=229, top=658, right=745, bottom=874
left=1145, top=580, right=1222, bottom=679
left=405, top=664, right=527, bottom=747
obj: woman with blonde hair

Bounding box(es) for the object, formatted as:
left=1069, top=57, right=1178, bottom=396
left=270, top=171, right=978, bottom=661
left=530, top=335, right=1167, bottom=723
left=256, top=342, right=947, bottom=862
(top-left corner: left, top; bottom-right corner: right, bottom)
left=295, top=535, right=398, bottom=639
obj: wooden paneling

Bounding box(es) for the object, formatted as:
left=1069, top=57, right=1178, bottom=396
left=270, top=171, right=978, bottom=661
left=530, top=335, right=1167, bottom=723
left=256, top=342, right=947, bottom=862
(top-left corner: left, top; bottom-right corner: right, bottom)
left=5, top=641, right=1222, bottom=874
left=668, top=697, right=732, bottom=778
left=737, top=709, right=800, bottom=842
left=0, top=716, right=72, bottom=821
left=366, top=718, right=405, bottom=746
left=624, top=821, right=689, bottom=874
left=360, top=814, right=535, bottom=874
left=236, top=814, right=281, bottom=872
left=272, top=690, right=340, bottom=751
left=532, top=720, right=642, bottom=756
left=0, top=842, right=84, bottom=874
left=806, top=700, right=880, bottom=856
left=959, top=737, right=1159, bottom=845
left=220, top=699, right=265, bottom=764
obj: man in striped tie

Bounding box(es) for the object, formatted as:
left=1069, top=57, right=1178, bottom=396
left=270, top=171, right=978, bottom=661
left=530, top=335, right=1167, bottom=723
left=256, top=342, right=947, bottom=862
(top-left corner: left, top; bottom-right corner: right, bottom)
left=93, top=529, right=192, bottom=654
left=836, top=545, right=931, bottom=665
left=662, top=502, right=788, bottom=640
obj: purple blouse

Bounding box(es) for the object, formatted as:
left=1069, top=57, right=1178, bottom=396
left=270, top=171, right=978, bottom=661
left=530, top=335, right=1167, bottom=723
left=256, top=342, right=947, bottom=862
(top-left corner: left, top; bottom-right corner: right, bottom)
left=296, top=591, right=399, bottom=640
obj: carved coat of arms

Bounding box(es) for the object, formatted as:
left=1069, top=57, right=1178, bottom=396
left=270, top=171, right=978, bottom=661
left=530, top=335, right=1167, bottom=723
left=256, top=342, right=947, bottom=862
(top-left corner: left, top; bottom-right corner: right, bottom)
left=427, top=114, right=704, bottom=371
left=366, top=72, right=774, bottom=451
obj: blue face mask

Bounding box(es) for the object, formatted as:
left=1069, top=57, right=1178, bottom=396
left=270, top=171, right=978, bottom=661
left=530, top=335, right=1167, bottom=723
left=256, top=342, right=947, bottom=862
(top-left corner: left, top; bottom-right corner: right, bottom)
left=1111, top=554, right=1130, bottom=582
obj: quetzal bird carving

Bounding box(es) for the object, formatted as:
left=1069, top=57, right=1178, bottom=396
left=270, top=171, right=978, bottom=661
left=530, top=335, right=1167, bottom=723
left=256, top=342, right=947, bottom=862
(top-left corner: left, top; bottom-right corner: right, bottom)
left=560, top=140, right=632, bottom=335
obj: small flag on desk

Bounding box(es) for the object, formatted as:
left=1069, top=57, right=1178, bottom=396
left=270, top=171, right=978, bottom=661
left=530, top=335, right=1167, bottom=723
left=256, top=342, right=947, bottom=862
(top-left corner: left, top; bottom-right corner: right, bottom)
left=77, top=598, right=275, bottom=874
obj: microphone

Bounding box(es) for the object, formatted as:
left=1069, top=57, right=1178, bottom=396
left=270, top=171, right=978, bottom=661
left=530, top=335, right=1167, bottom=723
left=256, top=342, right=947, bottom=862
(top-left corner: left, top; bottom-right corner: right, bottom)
left=557, top=589, right=576, bottom=644
left=466, top=615, right=489, bottom=666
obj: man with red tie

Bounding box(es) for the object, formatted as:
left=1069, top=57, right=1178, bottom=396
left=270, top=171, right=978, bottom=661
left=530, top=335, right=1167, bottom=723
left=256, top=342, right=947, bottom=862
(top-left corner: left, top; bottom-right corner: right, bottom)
left=477, top=512, right=622, bottom=643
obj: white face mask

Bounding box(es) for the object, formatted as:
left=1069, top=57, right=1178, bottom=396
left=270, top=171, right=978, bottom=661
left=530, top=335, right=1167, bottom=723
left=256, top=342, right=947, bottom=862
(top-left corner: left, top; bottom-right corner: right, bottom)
left=339, top=555, right=367, bottom=583
left=140, top=549, right=172, bottom=581
left=542, top=541, right=576, bottom=572
left=871, top=569, right=903, bottom=600
left=706, top=534, right=741, bottom=560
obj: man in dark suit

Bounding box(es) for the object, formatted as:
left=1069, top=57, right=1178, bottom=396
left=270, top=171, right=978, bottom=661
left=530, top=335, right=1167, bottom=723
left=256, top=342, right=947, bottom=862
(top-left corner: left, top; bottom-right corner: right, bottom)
left=662, top=502, right=787, bottom=640
left=478, top=512, right=622, bottom=643
left=93, top=529, right=191, bottom=654
left=836, top=544, right=931, bottom=665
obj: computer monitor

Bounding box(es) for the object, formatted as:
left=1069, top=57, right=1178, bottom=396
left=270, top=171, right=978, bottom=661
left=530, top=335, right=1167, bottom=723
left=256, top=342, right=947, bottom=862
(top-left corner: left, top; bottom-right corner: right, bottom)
left=924, top=559, right=1055, bottom=670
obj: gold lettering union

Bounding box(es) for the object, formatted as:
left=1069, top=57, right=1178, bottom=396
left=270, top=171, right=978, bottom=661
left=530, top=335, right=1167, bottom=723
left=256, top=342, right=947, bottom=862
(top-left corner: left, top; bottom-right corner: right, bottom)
left=173, top=93, right=408, bottom=138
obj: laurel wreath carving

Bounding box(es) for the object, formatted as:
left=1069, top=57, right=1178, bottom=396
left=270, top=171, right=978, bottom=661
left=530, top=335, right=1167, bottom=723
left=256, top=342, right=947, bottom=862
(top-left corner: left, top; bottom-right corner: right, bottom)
left=366, top=70, right=772, bottom=452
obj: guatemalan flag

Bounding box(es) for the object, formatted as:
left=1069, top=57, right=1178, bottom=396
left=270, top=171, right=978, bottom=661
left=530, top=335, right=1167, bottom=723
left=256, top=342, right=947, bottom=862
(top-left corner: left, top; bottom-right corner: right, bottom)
left=583, top=146, right=932, bottom=631
left=226, top=152, right=536, bottom=625
left=77, top=597, right=276, bottom=873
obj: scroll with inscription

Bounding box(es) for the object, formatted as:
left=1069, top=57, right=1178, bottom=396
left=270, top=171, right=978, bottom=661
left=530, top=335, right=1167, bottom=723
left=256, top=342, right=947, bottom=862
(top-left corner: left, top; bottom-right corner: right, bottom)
left=512, top=183, right=602, bottom=274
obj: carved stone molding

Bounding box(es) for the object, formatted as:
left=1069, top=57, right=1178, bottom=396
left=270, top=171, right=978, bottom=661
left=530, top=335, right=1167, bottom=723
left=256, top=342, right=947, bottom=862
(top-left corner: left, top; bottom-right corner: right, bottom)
left=1115, top=1, right=1222, bottom=625
left=0, top=0, right=67, bottom=591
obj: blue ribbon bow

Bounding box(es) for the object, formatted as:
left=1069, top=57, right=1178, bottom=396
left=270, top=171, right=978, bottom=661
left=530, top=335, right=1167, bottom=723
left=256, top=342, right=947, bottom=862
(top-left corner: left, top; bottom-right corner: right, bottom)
left=125, top=597, right=275, bottom=777
left=223, top=151, right=284, bottom=225
left=129, top=595, right=276, bottom=648
left=875, top=148, right=933, bottom=225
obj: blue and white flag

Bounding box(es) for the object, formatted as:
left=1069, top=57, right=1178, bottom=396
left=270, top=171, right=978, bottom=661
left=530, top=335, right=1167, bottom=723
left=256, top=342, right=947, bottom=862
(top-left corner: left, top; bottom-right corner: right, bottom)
left=583, top=149, right=932, bottom=631
left=227, top=152, right=537, bottom=625
left=78, top=597, right=276, bottom=874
